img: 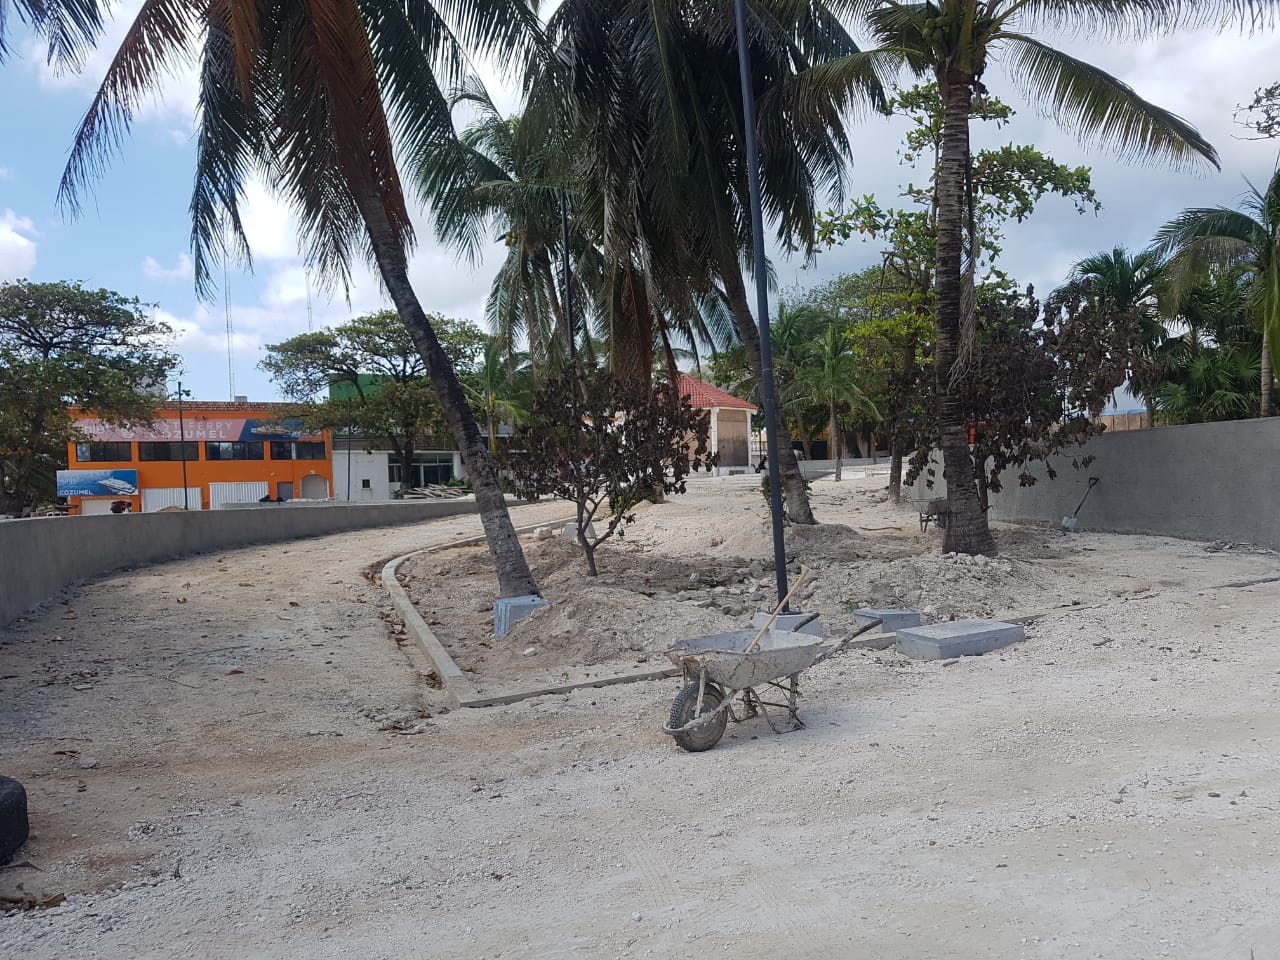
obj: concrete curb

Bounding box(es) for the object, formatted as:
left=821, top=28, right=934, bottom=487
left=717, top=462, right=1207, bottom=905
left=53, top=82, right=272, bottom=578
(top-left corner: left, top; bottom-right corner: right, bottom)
left=382, top=516, right=679, bottom=709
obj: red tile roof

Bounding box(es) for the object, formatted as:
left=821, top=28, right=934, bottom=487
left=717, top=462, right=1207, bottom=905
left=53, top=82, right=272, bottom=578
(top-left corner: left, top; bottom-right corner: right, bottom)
left=677, top=374, right=757, bottom=412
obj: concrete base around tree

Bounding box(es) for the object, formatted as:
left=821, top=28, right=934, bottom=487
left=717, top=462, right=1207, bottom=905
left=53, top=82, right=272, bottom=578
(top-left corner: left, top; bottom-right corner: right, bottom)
left=494, top=596, right=550, bottom=637
left=895, top=620, right=1026, bottom=660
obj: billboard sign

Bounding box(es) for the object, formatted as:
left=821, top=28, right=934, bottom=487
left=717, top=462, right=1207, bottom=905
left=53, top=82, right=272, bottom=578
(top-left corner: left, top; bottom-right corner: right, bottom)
left=57, top=469, right=140, bottom=498
left=78, top=418, right=320, bottom=442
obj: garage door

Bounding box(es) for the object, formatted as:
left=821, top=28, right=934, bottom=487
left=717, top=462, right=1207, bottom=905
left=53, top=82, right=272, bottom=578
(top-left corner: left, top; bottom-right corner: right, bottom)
left=209, top=481, right=269, bottom=508
left=79, top=498, right=118, bottom=515
left=141, top=487, right=204, bottom=512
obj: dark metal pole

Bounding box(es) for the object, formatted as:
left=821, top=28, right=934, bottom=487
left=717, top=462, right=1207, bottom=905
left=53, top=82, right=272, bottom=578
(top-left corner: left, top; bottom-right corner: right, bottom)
left=177, top=381, right=189, bottom=510
left=734, top=0, right=789, bottom=607
left=559, top=189, right=576, bottom=361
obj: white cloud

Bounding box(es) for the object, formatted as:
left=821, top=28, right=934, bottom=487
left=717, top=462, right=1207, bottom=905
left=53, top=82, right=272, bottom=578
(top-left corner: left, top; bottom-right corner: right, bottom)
left=142, top=252, right=193, bottom=282
left=0, top=210, right=38, bottom=280
left=239, top=179, right=300, bottom=262
left=0, top=168, right=13, bottom=181
left=24, top=0, right=200, bottom=133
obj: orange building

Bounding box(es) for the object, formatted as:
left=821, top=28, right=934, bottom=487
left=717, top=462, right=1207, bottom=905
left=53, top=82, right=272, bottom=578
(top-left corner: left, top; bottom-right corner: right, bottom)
left=60, top=402, right=333, bottom=515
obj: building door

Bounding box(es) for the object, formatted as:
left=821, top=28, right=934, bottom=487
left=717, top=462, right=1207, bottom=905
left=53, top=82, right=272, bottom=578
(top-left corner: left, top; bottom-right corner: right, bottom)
left=141, top=487, right=203, bottom=512
left=79, top=498, right=117, bottom=515
left=209, top=481, right=269, bottom=508
left=300, top=475, right=328, bottom=500
left=276, top=481, right=294, bottom=500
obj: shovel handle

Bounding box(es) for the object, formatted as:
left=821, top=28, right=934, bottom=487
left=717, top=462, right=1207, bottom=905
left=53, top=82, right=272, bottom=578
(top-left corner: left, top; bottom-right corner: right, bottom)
left=744, top=566, right=811, bottom=655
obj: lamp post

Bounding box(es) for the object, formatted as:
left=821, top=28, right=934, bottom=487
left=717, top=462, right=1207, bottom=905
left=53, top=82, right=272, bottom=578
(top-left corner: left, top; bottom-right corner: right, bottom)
left=734, top=0, right=790, bottom=607
left=176, top=380, right=190, bottom=510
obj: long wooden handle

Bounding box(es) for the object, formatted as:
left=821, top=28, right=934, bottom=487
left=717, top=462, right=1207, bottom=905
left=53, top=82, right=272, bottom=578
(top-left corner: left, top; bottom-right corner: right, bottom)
left=744, top=566, right=811, bottom=654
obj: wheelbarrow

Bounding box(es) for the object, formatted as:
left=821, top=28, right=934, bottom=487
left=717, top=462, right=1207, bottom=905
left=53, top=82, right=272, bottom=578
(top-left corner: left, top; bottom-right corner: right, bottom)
left=662, top=616, right=883, bottom=752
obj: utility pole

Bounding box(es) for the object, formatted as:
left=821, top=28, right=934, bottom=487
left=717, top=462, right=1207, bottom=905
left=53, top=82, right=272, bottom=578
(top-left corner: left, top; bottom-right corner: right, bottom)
left=734, top=0, right=789, bottom=607
left=176, top=381, right=190, bottom=510
left=559, top=190, right=576, bottom=361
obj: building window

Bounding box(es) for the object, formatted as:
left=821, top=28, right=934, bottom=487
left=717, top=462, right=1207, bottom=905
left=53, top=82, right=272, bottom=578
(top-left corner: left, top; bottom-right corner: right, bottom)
left=388, top=455, right=453, bottom=488
left=269, top=440, right=327, bottom=460
left=75, top=441, right=132, bottom=462
left=205, top=441, right=264, bottom=461
left=361, top=478, right=371, bottom=489
left=138, top=441, right=199, bottom=462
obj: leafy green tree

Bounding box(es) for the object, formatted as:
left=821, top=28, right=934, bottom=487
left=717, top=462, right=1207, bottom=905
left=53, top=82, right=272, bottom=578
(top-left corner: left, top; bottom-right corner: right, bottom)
left=1154, top=168, right=1280, bottom=417
left=261, top=310, right=485, bottom=491
left=502, top=368, right=715, bottom=577
left=802, top=267, right=933, bottom=500
left=817, top=82, right=1099, bottom=509
left=842, top=4, right=1257, bottom=553
left=0, top=280, right=177, bottom=515
left=47, top=0, right=545, bottom=598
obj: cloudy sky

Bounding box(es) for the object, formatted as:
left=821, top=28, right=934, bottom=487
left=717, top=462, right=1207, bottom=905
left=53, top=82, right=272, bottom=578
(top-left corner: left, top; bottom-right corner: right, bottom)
left=2, top=4, right=1279, bottom=402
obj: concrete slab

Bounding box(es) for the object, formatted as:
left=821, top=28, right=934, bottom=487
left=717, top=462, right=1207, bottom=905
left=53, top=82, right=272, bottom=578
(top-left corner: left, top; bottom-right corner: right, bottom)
left=852, top=608, right=920, bottom=634
left=895, top=619, right=1025, bottom=660
left=750, top=611, right=824, bottom=638
left=494, top=595, right=550, bottom=637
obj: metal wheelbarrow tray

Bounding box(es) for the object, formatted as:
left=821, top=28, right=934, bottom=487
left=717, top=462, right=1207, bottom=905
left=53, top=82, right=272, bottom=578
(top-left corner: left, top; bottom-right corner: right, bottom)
left=662, top=619, right=880, bottom=753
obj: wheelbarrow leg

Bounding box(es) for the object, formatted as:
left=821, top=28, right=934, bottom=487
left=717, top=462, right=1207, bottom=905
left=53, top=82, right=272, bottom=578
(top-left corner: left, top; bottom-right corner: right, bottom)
left=786, top=674, right=804, bottom=731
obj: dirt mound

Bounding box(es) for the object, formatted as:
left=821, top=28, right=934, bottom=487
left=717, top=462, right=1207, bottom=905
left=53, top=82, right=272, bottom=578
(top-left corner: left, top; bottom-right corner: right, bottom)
left=849, top=551, right=1044, bottom=621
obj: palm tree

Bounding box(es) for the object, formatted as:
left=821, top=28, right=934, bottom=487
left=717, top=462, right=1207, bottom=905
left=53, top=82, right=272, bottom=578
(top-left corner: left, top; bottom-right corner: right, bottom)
left=467, top=337, right=531, bottom=456
left=1154, top=168, right=1280, bottom=417
left=1059, top=245, right=1167, bottom=424
left=788, top=320, right=880, bottom=481
left=541, top=0, right=888, bottom=525
left=420, top=82, right=581, bottom=370
left=846, top=1, right=1269, bottom=554
left=42, top=0, right=546, bottom=598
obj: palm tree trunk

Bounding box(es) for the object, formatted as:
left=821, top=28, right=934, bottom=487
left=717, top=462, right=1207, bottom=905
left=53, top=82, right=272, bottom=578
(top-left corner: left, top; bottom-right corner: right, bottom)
left=1262, top=322, right=1272, bottom=418
left=936, top=69, right=996, bottom=556
left=352, top=187, right=539, bottom=598
left=721, top=268, right=816, bottom=524
left=830, top=400, right=841, bottom=481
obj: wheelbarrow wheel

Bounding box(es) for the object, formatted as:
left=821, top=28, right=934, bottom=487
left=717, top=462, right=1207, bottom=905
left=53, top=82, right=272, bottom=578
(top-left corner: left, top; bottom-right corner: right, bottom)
left=668, top=682, right=728, bottom=753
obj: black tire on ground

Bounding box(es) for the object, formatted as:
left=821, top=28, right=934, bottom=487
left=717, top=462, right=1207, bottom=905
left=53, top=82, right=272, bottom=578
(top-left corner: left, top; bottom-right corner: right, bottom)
left=0, top=776, right=29, bottom=864
left=668, top=682, right=728, bottom=753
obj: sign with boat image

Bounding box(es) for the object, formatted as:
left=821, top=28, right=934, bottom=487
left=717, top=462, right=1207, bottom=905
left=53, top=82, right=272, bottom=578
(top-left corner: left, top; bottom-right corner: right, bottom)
left=76, top=418, right=319, bottom=442
left=56, top=469, right=140, bottom=498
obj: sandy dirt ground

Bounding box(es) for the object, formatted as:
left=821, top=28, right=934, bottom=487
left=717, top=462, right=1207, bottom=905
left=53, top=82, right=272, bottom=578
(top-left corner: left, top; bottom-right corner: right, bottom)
left=3, top=476, right=1280, bottom=959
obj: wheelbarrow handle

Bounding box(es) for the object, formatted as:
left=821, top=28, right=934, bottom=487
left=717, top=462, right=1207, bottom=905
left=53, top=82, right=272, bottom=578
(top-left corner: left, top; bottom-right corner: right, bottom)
left=744, top=566, right=811, bottom=655
left=810, top=616, right=884, bottom=668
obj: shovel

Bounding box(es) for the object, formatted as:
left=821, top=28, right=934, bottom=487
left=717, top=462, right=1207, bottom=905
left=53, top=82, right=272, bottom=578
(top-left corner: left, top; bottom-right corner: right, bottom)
left=744, top=567, right=811, bottom=654
left=1061, top=477, right=1100, bottom=533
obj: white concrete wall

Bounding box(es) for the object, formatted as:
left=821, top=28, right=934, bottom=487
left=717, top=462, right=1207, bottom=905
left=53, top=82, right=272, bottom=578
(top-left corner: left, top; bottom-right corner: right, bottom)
left=332, top=449, right=394, bottom=501
left=906, top=418, right=1280, bottom=550
left=1, top=499, right=483, bottom=626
